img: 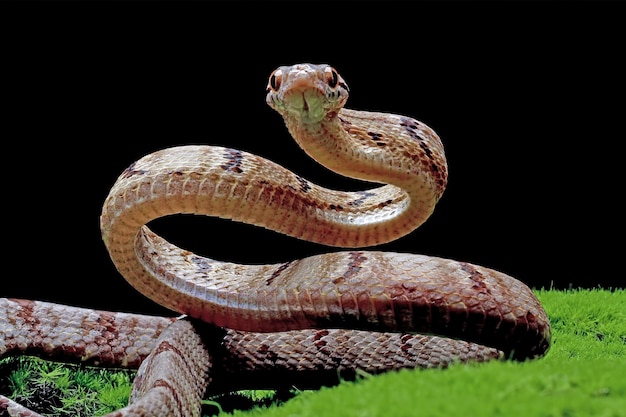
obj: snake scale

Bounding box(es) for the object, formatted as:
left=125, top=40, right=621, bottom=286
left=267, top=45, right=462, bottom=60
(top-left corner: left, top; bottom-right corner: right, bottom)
left=0, top=64, right=551, bottom=417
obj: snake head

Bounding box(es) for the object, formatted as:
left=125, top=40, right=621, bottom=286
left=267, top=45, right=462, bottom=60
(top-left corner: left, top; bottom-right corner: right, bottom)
left=266, top=63, right=350, bottom=124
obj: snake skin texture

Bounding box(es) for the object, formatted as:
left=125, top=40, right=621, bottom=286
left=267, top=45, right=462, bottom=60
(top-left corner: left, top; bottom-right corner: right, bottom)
left=0, top=64, right=551, bottom=416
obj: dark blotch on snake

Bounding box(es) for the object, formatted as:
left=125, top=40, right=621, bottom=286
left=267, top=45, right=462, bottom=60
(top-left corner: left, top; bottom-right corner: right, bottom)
left=221, top=148, right=244, bottom=174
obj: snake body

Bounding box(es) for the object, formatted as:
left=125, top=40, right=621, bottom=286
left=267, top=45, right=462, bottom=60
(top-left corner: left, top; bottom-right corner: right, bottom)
left=0, top=64, right=550, bottom=417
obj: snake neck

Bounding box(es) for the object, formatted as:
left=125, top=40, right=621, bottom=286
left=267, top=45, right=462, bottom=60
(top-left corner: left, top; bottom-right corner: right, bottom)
left=283, top=110, right=357, bottom=175
left=282, top=109, right=393, bottom=184
left=281, top=108, right=447, bottom=234
left=283, top=108, right=446, bottom=191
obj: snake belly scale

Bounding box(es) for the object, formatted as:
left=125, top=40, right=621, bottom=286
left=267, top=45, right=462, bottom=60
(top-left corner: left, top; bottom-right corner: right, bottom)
left=0, top=63, right=551, bottom=417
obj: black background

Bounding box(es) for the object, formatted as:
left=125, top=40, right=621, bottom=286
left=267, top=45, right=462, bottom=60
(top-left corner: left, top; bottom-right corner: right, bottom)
left=3, top=2, right=624, bottom=316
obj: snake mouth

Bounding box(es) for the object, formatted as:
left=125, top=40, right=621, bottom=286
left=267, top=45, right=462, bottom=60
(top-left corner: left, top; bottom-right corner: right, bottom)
left=281, top=88, right=326, bottom=123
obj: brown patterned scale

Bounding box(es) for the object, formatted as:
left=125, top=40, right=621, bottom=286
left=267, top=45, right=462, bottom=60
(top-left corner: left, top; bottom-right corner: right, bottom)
left=0, top=64, right=550, bottom=417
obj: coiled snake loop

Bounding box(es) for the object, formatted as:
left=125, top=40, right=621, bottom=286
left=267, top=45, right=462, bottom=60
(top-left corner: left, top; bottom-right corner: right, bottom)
left=0, top=64, right=550, bottom=417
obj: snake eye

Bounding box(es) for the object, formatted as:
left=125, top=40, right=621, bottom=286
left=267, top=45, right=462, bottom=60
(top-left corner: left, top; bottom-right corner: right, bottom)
left=268, top=69, right=283, bottom=92
left=325, top=66, right=339, bottom=88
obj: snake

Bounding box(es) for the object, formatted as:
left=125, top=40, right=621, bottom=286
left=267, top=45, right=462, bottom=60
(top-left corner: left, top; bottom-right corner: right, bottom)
left=0, top=63, right=551, bottom=417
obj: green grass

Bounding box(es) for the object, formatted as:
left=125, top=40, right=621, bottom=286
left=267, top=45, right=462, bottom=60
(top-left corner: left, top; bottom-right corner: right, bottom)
left=1, top=289, right=624, bottom=417
left=0, top=357, right=133, bottom=416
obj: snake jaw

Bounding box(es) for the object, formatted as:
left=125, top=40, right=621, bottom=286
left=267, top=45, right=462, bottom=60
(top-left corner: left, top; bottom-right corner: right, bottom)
left=289, top=90, right=326, bottom=124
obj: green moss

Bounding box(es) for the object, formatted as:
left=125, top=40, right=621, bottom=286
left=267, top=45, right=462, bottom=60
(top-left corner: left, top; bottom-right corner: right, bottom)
left=0, top=356, right=134, bottom=416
